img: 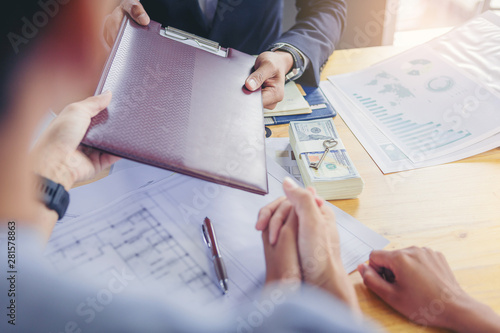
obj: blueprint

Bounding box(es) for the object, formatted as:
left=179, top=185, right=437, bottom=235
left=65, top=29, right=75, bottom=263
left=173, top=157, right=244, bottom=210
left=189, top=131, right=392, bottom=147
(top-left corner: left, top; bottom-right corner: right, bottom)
left=45, top=159, right=388, bottom=308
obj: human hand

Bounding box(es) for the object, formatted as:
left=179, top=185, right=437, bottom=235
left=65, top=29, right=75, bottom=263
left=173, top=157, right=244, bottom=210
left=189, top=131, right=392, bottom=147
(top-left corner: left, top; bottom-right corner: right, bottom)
left=256, top=186, right=323, bottom=245
left=245, top=51, right=294, bottom=109
left=257, top=178, right=359, bottom=311
left=30, top=92, right=121, bottom=191
left=104, top=0, right=150, bottom=46
left=358, top=247, right=474, bottom=330
left=262, top=204, right=301, bottom=287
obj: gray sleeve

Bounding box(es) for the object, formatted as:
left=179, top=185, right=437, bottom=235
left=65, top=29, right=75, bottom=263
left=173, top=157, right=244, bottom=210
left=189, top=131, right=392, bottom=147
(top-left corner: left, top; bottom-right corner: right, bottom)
left=274, top=0, right=347, bottom=86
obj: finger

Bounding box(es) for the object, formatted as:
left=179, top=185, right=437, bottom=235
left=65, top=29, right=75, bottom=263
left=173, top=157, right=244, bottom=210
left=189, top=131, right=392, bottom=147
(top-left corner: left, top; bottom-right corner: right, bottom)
left=256, top=196, right=286, bottom=230
left=261, top=228, right=271, bottom=253
left=76, top=91, right=113, bottom=118
left=307, top=187, right=317, bottom=196
left=268, top=200, right=292, bottom=245
left=245, top=56, right=275, bottom=92
left=282, top=177, right=321, bottom=223
left=121, top=0, right=150, bottom=25
left=358, top=264, right=395, bottom=300
left=101, top=154, right=122, bottom=170
left=262, top=85, right=285, bottom=109
left=369, top=250, right=397, bottom=272
left=87, top=149, right=121, bottom=172
left=263, top=98, right=278, bottom=110
left=307, top=186, right=324, bottom=208
left=103, top=6, right=124, bottom=47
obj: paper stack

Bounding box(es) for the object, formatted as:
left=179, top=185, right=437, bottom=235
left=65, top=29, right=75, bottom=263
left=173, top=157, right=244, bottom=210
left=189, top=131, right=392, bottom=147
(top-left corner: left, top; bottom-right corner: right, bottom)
left=264, top=82, right=311, bottom=116
left=289, top=119, right=363, bottom=200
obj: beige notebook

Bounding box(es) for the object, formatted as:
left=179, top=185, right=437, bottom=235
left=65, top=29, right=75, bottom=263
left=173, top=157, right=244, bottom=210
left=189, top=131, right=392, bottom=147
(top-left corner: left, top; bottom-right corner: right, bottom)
left=263, top=82, right=311, bottom=116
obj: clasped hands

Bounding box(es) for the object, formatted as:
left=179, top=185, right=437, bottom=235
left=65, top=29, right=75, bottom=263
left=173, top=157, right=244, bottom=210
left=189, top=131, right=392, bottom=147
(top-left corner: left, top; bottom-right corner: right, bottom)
left=256, top=177, right=360, bottom=312
left=104, top=0, right=292, bottom=109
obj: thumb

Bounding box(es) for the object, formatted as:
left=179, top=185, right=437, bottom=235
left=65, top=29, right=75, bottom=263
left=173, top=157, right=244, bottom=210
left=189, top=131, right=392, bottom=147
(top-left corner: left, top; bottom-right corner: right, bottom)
left=358, top=263, right=394, bottom=300
left=81, top=91, right=113, bottom=118
left=245, top=61, right=273, bottom=91
left=122, top=0, right=150, bottom=26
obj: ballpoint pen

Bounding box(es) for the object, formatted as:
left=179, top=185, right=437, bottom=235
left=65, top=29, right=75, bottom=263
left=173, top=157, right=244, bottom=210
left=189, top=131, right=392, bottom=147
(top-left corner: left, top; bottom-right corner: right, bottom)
left=202, top=217, right=229, bottom=294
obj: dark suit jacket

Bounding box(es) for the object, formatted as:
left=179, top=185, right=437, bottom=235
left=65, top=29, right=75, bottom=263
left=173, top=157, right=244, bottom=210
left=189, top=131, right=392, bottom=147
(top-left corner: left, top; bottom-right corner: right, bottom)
left=140, top=0, right=346, bottom=86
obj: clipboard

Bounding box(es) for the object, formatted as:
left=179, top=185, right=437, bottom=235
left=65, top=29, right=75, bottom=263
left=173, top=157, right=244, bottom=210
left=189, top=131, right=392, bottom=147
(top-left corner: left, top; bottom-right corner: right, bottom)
left=83, top=18, right=268, bottom=195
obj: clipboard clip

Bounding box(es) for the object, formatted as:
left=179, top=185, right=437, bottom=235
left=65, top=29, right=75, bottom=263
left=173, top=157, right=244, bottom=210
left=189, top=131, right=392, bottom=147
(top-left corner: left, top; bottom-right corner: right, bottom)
left=160, top=26, right=228, bottom=57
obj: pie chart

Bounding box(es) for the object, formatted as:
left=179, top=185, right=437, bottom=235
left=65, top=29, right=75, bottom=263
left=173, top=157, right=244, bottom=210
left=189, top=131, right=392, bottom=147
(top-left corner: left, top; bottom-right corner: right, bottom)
left=427, top=76, right=455, bottom=92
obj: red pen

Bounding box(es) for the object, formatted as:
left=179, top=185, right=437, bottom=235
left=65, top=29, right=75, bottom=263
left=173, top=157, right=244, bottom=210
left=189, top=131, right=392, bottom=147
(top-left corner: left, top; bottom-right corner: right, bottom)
left=202, top=217, right=229, bottom=294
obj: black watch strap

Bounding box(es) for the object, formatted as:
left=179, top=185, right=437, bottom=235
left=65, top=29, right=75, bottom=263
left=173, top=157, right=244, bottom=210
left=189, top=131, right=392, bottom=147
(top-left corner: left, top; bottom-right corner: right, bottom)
left=37, top=176, right=70, bottom=220
left=268, top=43, right=305, bottom=83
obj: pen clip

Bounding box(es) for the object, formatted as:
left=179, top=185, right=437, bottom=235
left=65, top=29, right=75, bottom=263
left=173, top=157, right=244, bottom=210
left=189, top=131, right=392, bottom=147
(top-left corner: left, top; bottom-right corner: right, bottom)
left=202, top=224, right=212, bottom=249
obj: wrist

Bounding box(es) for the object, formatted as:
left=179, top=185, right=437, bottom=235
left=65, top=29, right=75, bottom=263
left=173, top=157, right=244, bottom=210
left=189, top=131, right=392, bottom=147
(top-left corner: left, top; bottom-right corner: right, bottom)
left=265, top=266, right=301, bottom=286
left=273, top=51, right=294, bottom=77
left=34, top=161, right=75, bottom=191
left=30, top=199, right=59, bottom=242
left=447, top=294, right=500, bottom=332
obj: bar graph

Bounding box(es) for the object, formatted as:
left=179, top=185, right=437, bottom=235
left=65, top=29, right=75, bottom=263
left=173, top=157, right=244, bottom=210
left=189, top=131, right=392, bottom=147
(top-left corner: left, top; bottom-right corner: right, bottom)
left=353, top=93, right=471, bottom=154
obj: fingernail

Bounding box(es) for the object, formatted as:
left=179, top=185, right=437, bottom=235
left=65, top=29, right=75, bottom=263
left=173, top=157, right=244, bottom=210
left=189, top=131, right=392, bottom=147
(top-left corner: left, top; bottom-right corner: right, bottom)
left=101, top=90, right=112, bottom=95
left=248, top=78, right=257, bottom=90
left=283, top=177, right=298, bottom=191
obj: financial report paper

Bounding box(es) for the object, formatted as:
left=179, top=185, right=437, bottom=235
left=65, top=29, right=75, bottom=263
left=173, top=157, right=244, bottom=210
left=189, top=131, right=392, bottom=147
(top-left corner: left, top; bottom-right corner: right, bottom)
left=323, top=12, right=500, bottom=173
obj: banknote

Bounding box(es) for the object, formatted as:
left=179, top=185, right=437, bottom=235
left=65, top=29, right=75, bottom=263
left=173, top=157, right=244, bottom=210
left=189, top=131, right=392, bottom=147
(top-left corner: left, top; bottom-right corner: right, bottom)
left=292, top=119, right=338, bottom=142
left=289, top=118, right=363, bottom=199
left=303, top=149, right=359, bottom=181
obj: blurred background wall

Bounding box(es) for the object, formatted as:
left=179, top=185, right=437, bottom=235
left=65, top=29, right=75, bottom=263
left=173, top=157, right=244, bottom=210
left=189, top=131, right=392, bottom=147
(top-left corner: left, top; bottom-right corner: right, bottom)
left=282, top=0, right=499, bottom=49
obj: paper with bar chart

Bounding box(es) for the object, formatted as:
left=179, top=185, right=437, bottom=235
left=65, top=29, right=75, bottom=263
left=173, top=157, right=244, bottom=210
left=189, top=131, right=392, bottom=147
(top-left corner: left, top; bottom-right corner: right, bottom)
left=329, top=45, right=500, bottom=163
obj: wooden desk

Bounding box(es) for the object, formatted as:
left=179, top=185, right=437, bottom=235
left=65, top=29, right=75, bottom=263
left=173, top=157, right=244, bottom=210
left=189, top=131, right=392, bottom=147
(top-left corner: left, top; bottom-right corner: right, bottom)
left=272, top=46, right=500, bottom=332
left=77, top=43, right=500, bottom=332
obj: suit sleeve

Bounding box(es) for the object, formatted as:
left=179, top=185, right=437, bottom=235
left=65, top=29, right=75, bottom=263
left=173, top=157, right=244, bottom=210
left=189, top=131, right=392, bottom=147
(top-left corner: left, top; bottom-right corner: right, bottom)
left=274, top=0, right=347, bottom=86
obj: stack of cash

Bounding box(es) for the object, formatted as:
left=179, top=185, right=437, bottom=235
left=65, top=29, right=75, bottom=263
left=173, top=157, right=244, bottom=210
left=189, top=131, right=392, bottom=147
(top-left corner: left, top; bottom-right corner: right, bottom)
left=289, top=119, right=364, bottom=200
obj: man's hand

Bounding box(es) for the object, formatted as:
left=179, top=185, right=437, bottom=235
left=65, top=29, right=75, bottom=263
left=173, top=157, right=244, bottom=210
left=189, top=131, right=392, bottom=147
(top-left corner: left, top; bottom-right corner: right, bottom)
left=30, top=92, right=121, bottom=191
left=104, top=0, right=150, bottom=46
left=245, top=51, right=294, bottom=109
left=358, top=247, right=500, bottom=332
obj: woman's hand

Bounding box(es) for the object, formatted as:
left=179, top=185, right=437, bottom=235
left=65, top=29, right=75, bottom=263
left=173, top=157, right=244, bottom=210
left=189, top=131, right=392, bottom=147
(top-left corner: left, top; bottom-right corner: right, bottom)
left=257, top=178, right=360, bottom=312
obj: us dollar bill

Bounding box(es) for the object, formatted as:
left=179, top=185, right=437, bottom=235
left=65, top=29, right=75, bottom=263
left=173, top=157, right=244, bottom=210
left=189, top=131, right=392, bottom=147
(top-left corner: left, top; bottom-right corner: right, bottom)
left=292, top=120, right=338, bottom=142
left=291, top=118, right=360, bottom=181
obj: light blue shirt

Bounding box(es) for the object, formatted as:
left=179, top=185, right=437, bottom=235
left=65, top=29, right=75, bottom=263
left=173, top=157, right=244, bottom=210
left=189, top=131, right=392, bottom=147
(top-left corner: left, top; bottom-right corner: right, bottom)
left=0, top=228, right=376, bottom=332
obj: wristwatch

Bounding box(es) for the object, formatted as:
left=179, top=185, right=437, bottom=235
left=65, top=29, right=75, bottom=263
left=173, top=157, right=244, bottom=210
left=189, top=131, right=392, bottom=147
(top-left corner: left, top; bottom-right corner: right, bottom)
left=36, top=175, right=70, bottom=220
left=268, top=43, right=305, bottom=83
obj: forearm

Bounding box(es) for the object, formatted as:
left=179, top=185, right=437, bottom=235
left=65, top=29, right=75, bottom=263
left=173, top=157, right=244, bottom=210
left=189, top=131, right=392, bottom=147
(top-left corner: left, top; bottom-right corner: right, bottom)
left=448, top=296, right=500, bottom=333
left=30, top=200, right=59, bottom=243
left=274, top=0, right=346, bottom=85
left=31, top=163, right=74, bottom=243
